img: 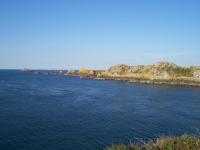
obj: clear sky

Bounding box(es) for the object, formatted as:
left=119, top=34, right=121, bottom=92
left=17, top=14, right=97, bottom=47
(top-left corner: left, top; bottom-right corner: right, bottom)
left=0, top=0, right=200, bottom=69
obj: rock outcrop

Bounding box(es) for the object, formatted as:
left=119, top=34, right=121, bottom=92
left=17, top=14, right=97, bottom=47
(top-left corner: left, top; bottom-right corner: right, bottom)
left=106, top=62, right=194, bottom=78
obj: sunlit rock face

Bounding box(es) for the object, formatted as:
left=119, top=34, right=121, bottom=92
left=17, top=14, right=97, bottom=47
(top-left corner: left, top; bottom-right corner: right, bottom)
left=79, top=68, right=96, bottom=76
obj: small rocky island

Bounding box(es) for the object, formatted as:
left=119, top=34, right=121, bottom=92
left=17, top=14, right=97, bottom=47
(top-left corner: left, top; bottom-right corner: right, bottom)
left=67, top=62, right=200, bottom=87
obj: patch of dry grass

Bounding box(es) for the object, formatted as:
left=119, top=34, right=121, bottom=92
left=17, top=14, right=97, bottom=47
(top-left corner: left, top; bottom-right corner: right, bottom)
left=105, top=135, right=200, bottom=150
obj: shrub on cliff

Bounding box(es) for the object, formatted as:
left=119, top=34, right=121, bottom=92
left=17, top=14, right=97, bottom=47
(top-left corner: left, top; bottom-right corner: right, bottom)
left=106, top=135, right=200, bottom=150
left=172, top=66, right=193, bottom=77
left=106, top=64, right=130, bottom=75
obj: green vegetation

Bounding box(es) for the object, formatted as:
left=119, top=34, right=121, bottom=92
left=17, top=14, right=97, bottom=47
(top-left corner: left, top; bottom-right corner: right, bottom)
left=172, top=66, right=193, bottom=77
left=107, top=64, right=130, bottom=75
left=105, top=135, right=200, bottom=150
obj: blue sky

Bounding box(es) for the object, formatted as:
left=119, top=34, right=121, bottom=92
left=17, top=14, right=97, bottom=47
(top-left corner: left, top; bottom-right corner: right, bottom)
left=0, top=0, right=200, bottom=69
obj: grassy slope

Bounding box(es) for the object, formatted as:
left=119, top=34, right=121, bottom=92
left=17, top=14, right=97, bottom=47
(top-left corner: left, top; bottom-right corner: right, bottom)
left=105, top=135, right=200, bottom=150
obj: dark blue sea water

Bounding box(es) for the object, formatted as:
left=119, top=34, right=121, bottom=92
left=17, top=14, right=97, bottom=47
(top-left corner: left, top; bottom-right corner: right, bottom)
left=0, top=70, right=200, bottom=150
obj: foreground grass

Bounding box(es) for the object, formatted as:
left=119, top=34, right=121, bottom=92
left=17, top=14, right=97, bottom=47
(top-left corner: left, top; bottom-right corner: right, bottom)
left=106, top=135, right=200, bottom=150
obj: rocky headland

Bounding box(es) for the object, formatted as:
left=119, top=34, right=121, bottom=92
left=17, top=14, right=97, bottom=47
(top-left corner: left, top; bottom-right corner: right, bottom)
left=67, top=62, right=200, bottom=87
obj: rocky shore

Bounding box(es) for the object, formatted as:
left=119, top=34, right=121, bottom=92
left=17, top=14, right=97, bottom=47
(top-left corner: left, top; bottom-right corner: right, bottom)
left=67, top=62, right=200, bottom=87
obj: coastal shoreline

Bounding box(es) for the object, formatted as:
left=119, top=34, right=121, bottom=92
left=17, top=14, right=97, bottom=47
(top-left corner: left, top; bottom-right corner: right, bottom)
left=21, top=62, right=200, bottom=87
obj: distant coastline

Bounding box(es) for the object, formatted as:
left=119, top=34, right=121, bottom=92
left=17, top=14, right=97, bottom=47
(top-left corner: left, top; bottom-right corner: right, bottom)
left=21, top=62, right=200, bottom=87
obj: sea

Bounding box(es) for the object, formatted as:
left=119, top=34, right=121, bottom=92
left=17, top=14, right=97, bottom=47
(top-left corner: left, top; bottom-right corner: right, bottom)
left=0, top=70, right=200, bottom=150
